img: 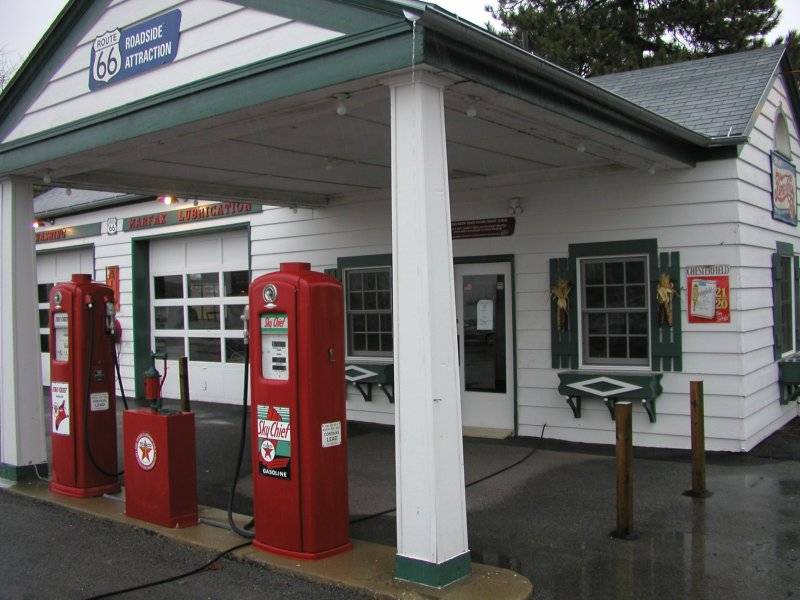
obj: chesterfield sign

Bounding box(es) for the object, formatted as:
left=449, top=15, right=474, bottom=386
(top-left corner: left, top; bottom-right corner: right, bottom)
left=122, top=201, right=261, bottom=232
left=89, top=10, right=181, bottom=91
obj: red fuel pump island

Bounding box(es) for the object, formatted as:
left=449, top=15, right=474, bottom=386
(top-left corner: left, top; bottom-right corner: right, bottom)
left=49, top=274, right=120, bottom=498
left=248, top=262, right=351, bottom=559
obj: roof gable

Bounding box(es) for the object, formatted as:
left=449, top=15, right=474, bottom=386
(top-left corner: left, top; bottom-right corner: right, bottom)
left=591, top=46, right=787, bottom=140
left=0, top=0, right=410, bottom=145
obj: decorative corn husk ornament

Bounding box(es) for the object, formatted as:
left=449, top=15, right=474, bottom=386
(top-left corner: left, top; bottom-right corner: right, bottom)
left=551, top=278, right=571, bottom=332
left=656, top=272, right=676, bottom=327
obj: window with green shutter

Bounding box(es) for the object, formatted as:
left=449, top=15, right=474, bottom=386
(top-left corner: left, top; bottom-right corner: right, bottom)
left=772, top=242, right=798, bottom=359
left=549, top=239, right=682, bottom=372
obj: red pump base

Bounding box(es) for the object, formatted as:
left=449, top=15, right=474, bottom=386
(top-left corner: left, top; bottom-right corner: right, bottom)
left=49, top=480, right=120, bottom=498
left=252, top=540, right=353, bottom=560
left=123, top=409, right=198, bottom=528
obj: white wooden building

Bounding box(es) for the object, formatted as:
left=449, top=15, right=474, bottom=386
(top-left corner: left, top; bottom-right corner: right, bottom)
left=2, top=0, right=799, bottom=586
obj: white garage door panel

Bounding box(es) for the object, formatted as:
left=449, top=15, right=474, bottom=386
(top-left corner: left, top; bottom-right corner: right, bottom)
left=38, top=247, right=95, bottom=386
left=150, top=230, right=249, bottom=405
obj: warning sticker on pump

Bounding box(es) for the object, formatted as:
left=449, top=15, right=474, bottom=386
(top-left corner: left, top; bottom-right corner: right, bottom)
left=321, top=421, right=342, bottom=448
left=51, top=382, right=70, bottom=435
left=90, top=392, right=109, bottom=411
left=257, top=405, right=291, bottom=479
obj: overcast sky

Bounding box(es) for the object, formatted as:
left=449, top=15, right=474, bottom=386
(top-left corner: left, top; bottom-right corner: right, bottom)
left=1, top=0, right=799, bottom=71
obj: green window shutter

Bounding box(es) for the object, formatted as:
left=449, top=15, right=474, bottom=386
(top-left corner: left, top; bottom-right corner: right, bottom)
left=772, top=251, right=784, bottom=360
left=324, top=267, right=340, bottom=281
left=795, top=256, right=800, bottom=351
left=549, top=257, right=578, bottom=369
left=651, top=251, right=682, bottom=372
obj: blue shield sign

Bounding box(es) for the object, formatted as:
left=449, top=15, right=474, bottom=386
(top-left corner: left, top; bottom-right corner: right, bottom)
left=89, top=9, right=181, bottom=91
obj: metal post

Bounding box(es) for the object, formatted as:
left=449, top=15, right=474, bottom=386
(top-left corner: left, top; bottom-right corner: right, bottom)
left=684, top=381, right=712, bottom=498
left=611, top=401, right=637, bottom=539
left=178, top=357, right=190, bottom=412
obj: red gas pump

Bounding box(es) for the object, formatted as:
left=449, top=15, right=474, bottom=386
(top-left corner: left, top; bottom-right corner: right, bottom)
left=248, top=262, right=351, bottom=559
left=49, top=274, right=120, bottom=498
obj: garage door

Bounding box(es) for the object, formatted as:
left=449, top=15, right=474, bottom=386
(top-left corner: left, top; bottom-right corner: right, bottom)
left=149, top=230, right=249, bottom=404
left=38, top=247, right=95, bottom=385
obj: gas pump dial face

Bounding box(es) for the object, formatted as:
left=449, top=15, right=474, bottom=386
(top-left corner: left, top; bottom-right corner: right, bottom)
left=264, top=284, right=278, bottom=304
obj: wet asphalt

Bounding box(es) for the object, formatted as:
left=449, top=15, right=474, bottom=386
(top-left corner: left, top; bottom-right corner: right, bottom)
left=13, top=394, right=800, bottom=599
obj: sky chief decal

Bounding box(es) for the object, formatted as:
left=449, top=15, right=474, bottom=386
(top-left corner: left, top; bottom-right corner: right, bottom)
left=257, top=405, right=291, bottom=479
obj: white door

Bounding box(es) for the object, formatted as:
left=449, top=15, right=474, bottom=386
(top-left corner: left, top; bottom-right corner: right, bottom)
left=455, top=262, right=514, bottom=433
left=37, top=247, right=95, bottom=385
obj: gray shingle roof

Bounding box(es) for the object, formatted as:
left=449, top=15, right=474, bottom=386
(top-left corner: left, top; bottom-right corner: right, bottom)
left=591, top=46, right=786, bottom=139
left=34, top=187, right=146, bottom=217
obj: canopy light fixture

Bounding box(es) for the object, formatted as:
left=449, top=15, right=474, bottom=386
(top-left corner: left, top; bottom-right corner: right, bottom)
left=32, top=218, right=55, bottom=229
left=466, top=105, right=478, bottom=118
left=576, top=143, right=586, bottom=153
left=334, top=93, right=349, bottom=116
left=159, top=195, right=176, bottom=205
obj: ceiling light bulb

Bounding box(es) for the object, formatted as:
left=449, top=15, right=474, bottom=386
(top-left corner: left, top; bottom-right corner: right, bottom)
left=42, top=173, right=52, bottom=184
left=161, top=195, right=175, bottom=205
left=648, top=164, right=656, bottom=175
left=336, top=100, right=347, bottom=116
left=576, top=143, right=586, bottom=153
left=466, top=105, right=477, bottom=118
left=65, top=188, right=72, bottom=196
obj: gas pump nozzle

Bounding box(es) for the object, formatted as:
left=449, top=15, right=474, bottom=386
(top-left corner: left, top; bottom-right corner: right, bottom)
left=105, top=301, right=115, bottom=337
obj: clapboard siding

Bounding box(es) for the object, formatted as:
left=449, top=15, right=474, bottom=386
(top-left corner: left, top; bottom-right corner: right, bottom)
left=5, top=0, right=344, bottom=142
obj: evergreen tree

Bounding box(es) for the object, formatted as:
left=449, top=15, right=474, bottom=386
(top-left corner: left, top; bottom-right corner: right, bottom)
left=488, top=0, right=781, bottom=77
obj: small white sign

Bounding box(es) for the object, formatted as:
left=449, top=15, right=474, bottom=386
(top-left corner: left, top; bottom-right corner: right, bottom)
left=90, top=392, right=110, bottom=411
left=321, top=421, right=342, bottom=448
left=477, top=299, right=494, bottom=331
left=53, top=312, right=69, bottom=361
left=51, top=382, right=70, bottom=436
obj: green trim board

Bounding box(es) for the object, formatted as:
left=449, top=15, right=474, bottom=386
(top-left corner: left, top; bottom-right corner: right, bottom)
left=0, top=24, right=413, bottom=175
left=239, top=0, right=405, bottom=34
left=0, top=462, right=49, bottom=482
left=34, top=222, right=101, bottom=244
left=395, top=551, right=471, bottom=588
left=131, top=239, right=150, bottom=401
left=557, top=370, right=663, bottom=422
left=122, top=202, right=260, bottom=232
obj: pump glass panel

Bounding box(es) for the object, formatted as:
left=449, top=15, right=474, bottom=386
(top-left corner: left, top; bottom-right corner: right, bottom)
left=461, top=275, right=506, bottom=393
left=261, top=313, right=289, bottom=380
left=53, top=312, right=69, bottom=362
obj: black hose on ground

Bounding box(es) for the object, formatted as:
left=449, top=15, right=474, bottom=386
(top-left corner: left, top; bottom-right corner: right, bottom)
left=227, top=343, right=255, bottom=539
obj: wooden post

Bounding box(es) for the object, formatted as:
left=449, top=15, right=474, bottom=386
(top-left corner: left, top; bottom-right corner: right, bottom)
left=684, top=380, right=712, bottom=498
left=611, top=402, right=637, bottom=539
left=178, top=357, right=190, bottom=412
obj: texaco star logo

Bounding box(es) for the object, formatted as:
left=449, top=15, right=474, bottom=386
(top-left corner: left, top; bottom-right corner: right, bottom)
left=135, top=433, right=156, bottom=470
left=260, top=439, right=275, bottom=462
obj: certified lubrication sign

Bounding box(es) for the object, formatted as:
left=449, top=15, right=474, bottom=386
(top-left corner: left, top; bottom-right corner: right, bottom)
left=89, top=10, right=181, bottom=91
left=257, top=405, right=291, bottom=479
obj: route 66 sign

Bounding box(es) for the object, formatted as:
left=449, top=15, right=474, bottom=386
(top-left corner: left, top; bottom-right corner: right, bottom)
left=91, top=29, right=122, bottom=85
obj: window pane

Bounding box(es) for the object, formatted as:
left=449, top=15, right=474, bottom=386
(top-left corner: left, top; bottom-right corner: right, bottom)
left=585, top=287, right=604, bottom=308
left=155, top=306, right=183, bottom=330
left=188, top=305, right=220, bottom=329
left=351, top=314, right=366, bottom=333
left=366, top=314, right=379, bottom=331
left=588, top=337, right=606, bottom=358
left=630, top=337, right=648, bottom=358
left=627, top=285, right=646, bottom=307
left=585, top=262, right=604, bottom=285
left=780, top=256, right=793, bottom=353
left=40, top=334, right=49, bottom=353
left=189, top=338, right=221, bottom=362
left=605, top=262, right=624, bottom=284
left=608, top=313, right=626, bottom=334
left=367, top=333, right=380, bottom=351
left=224, top=271, right=249, bottom=296
left=349, top=292, right=363, bottom=310
left=364, top=272, right=377, bottom=290
left=606, top=285, right=625, bottom=308
left=588, top=313, right=606, bottom=334
left=188, top=272, right=219, bottom=298
left=377, top=291, right=391, bottom=310
left=226, top=338, right=246, bottom=363
left=377, top=270, right=391, bottom=290
left=38, top=283, right=54, bottom=303
left=626, top=261, right=645, bottom=283
left=348, top=272, right=363, bottom=291
left=154, top=275, right=183, bottom=299
left=225, top=305, right=245, bottom=330
left=381, top=314, right=393, bottom=332
left=353, top=334, right=366, bottom=351
left=155, top=336, right=185, bottom=359
left=609, top=336, right=627, bottom=358
left=39, top=309, right=49, bottom=328
left=629, top=312, right=648, bottom=334
left=364, top=292, right=377, bottom=310
left=381, top=334, right=393, bottom=352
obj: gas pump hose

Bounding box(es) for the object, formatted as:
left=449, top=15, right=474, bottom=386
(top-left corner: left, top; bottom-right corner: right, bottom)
left=83, top=303, right=124, bottom=479
left=227, top=343, right=255, bottom=539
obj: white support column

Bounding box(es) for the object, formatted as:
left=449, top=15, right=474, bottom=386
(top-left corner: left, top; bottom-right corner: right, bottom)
left=388, top=72, right=470, bottom=587
left=0, top=177, right=47, bottom=481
